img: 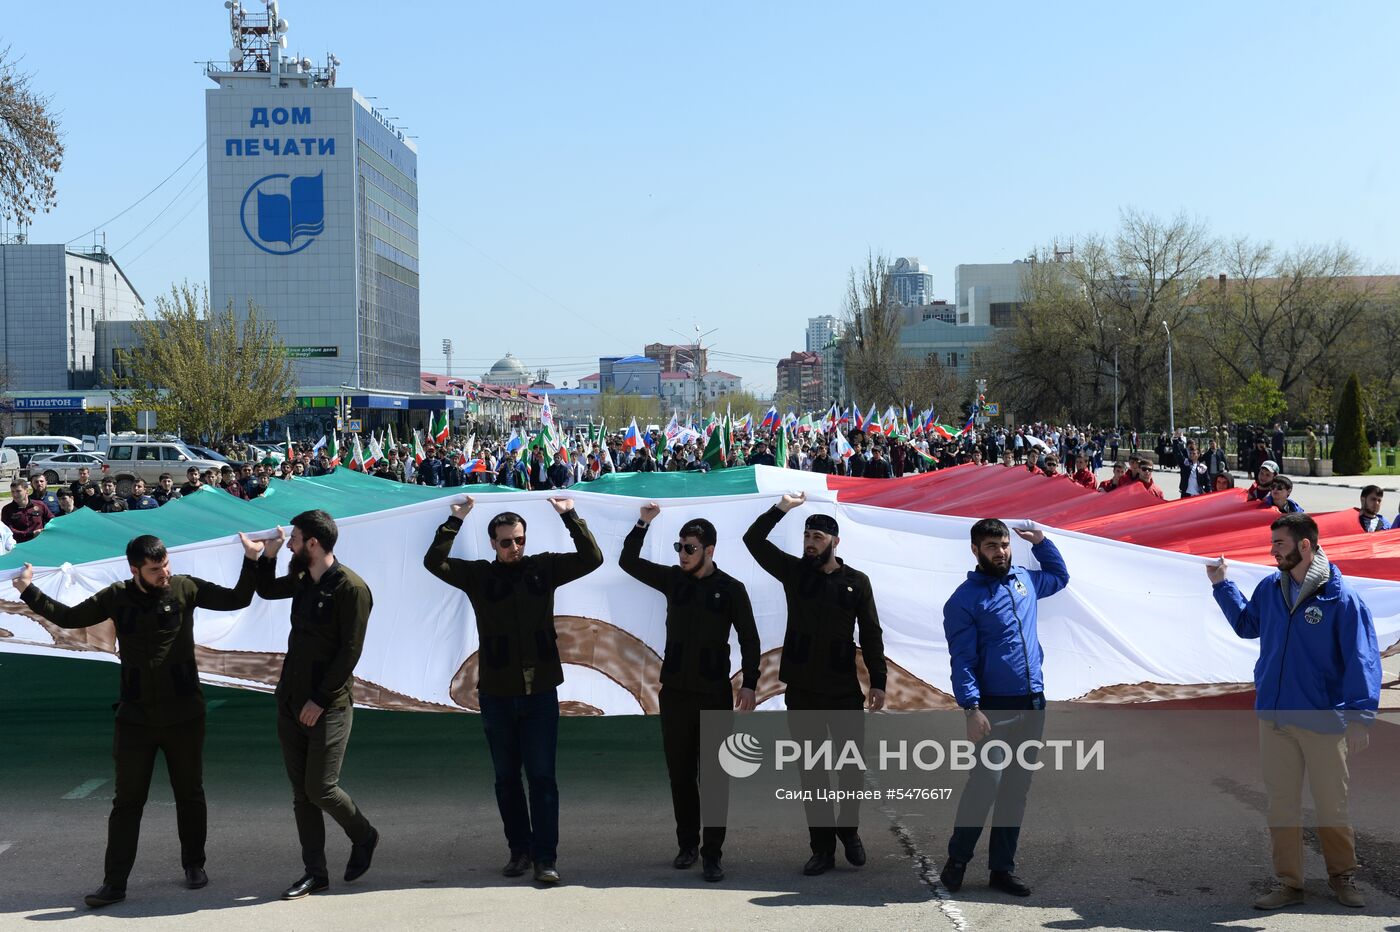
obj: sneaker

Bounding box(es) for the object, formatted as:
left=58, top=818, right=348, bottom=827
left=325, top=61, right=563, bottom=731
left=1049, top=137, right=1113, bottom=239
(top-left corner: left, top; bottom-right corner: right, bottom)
left=938, top=858, right=966, bottom=893
left=802, top=851, right=835, bottom=876
left=1253, top=883, right=1304, bottom=910
left=533, top=861, right=560, bottom=884
left=1329, top=873, right=1364, bottom=908
left=672, top=846, right=698, bottom=870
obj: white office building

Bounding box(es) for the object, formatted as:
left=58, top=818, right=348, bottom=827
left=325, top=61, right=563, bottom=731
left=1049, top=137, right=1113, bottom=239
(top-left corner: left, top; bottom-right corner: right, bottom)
left=205, top=0, right=419, bottom=392
left=0, top=242, right=144, bottom=391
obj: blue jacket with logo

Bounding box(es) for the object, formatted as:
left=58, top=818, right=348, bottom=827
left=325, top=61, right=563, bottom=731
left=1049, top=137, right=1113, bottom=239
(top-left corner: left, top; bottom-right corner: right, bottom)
left=943, top=538, right=1069, bottom=708
left=1212, top=562, right=1380, bottom=732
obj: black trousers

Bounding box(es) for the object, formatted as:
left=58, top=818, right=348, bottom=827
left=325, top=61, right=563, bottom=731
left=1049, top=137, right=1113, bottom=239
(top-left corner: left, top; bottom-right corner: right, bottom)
left=106, top=715, right=207, bottom=889
left=277, top=698, right=374, bottom=879
left=783, top=686, right=866, bottom=854
left=659, top=686, right=732, bottom=859
left=948, top=693, right=1045, bottom=872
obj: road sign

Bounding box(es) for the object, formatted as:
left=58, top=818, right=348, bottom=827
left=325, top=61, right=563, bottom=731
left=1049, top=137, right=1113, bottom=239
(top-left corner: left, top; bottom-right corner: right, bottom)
left=986, top=403, right=1001, bottom=416
left=347, top=419, right=362, bottom=433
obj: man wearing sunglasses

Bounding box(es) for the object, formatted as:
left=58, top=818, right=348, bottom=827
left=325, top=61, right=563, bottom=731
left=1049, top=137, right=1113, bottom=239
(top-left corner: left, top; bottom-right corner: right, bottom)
left=743, top=491, right=887, bottom=876
left=423, top=494, right=603, bottom=885
left=619, top=502, right=761, bottom=883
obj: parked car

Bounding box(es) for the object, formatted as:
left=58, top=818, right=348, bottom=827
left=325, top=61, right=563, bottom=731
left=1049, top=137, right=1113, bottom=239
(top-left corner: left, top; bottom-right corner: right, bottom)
left=184, top=444, right=230, bottom=464
left=103, top=441, right=226, bottom=497
left=26, top=451, right=107, bottom=485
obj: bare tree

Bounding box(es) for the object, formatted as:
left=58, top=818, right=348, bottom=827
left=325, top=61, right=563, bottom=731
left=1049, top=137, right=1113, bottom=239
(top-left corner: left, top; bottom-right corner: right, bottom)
left=841, top=252, right=904, bottom=404
left=0, top=47, right=63, bottom=227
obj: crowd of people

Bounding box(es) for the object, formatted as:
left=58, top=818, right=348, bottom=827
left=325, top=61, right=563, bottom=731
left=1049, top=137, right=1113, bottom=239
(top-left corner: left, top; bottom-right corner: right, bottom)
left=0, top=420, right=1369, bottom=548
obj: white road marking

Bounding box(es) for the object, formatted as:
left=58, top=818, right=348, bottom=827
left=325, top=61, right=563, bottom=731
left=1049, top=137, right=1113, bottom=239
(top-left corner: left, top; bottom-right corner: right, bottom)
left=62, top=778, right=108, bottom=799
left=0, top=842, right=13, bottom=857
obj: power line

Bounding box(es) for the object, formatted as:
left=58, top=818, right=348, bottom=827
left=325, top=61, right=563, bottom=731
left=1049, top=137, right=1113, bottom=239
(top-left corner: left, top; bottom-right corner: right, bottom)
left=113, top=165, right=207, bottom=255
left=123, top=191, right=207, bottom=268
left=66, top=141, right=207, bottom=245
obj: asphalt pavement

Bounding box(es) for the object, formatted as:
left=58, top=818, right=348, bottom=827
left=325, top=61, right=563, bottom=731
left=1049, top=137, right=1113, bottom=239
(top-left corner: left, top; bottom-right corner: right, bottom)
left=2, top=653, right=1399, bottom=930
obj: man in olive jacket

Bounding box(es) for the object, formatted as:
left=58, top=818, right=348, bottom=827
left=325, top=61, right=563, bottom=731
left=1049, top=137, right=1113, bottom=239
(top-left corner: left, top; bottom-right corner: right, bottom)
left=11, top=533, right=261, bottom=909
left=424, top=495, right=603, bottom=885
left=254, top=510, right=379, bottom=901
left=619, top=502, right=761, bottom=883
left=744, top=491, right=887, bottom=876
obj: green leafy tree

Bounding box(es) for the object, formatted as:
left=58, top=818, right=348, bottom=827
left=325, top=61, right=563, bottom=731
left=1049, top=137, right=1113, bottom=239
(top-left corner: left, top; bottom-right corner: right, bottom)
left=1331, top=373, right=1371, bottom=475
left=1228, top=372, right=1287, bottom=425
left=111, top=282, right=296, bottom=443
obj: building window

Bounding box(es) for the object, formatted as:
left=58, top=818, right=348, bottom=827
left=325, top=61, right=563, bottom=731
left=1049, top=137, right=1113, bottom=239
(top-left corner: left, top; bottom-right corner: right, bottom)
left=946, top=352, right=959, bottom=368
left=990, top=302, right=1021, bottom=327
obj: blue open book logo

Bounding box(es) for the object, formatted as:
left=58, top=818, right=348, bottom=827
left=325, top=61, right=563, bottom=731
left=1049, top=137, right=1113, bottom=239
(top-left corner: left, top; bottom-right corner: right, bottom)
left=239, top=172, right=325, bottom=255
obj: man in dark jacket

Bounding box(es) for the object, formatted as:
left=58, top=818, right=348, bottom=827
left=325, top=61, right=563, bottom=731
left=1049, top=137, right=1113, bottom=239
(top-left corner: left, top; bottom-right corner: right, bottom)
left=862, top=446, right=894, bottom=479
left=255, top=511, right=380, bottom=901
left=747, top=442, right=776, bottom=467
left=96, top=477, right=130, bottom=513
left=1208, top=513, right=1379, bottom=910
left=423, top=495, right=603, bottom=885
left=940, top=518, right=1069, bottom=898
left=744, top=492, right=886, bottom=876
left=620, top=503, right=761, bottom=882
left=13, top=533, right=260, bottom=908
left=546, top=451, right=573, bottom=490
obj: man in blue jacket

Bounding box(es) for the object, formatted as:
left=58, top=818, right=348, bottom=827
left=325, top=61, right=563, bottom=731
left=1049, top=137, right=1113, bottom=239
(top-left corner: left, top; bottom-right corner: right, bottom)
left=939, top=518, right=1068, bottom=898
left=1208, top=513, right=1380, bottom=910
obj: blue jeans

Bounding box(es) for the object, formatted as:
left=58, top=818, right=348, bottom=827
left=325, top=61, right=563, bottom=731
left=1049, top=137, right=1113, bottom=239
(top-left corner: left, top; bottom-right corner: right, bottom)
left=947, top=696, right=1045, bottom=873
left=479, top=688, right=560, bottom=862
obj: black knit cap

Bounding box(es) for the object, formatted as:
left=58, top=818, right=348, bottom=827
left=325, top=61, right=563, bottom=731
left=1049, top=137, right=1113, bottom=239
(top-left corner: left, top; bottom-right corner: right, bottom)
left=804, top=513, right=839, bottom=536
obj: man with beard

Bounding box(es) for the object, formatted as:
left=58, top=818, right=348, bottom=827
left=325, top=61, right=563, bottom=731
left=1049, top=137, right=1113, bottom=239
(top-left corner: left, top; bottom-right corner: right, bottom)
left=1208, top=514, right=1379, bottom=910
left=940, top=518, right=1068, bottom=898
left=96, top=477, right=129, bottom=513
left=254, top=511, right=380, bottom=900
left=178, top=466, right=204, bottom=498
left=619, top=503, right=761, bottom=883
left=422, top=495, right=603, bottom=885
left=11, top=533, right=261, bottom=908
left=743, top=492, right=887, bottom=875
left=1355, top=486, right=1389, bottom=532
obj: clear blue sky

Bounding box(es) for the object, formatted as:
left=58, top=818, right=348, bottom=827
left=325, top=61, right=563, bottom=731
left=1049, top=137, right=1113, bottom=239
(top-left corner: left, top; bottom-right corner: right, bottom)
left=6, top=1, right=1398, bottom=394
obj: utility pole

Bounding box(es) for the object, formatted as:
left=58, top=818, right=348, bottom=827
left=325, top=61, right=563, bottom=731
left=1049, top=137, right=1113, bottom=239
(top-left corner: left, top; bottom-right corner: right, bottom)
left=671, top=325, right=717, bottom=424
left=1161, top=320, right=1174, bottom=436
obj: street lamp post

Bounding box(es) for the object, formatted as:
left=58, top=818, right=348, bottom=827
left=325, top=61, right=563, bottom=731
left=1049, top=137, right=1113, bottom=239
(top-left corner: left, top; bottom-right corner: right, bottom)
left=1161, top=320, right=1174, bottom=436
left=1113, top=344, right=1119, bottom=432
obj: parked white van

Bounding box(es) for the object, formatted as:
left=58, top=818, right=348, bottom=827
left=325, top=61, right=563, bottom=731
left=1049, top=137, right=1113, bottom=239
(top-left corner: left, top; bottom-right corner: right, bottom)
left=0, top=435, right=83, bottom=468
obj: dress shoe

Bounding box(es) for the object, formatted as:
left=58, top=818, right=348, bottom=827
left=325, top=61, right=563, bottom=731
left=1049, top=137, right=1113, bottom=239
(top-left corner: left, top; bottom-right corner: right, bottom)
left=281, top=874, right=329, bottom=900
left=802, top=851, right=835, bottom=876
left=702, top=856, right=725, bottom=882
left=502, top=852, right=532, bottom=877
left=83, top=885, right=126, bottom=908
left=989, top=870, right=1031, bottom=897
left=673, top=846, right=699, bottom=870
left=184, top=867, right=209, bottom=889
left=939, top=858, right=966, bottom=892
left=533, top=861, right=560, bottom=884
left=345, top=826, right=379, bottom=882
left=841, top=833, right=866, bottom=866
